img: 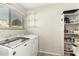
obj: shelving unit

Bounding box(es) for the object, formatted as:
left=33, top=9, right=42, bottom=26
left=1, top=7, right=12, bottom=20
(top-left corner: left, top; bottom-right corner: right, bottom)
left=64, top=42, right=73, bottom=44
left=64, top=23, right=79, bottom=25
left=64, top=33, right=76, bottom=35
left=64, top=9, right=79, bottom=56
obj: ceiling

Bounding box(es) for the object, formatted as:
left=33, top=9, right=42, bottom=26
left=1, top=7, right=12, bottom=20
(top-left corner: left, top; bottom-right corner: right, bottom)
left=21, top=3, right=51, bottom=10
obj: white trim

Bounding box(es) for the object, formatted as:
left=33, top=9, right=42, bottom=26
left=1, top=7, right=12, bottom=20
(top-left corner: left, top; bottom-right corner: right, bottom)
left=38, top=51, right=64, bottom=56
left=0, top=3, right=26, bottom=16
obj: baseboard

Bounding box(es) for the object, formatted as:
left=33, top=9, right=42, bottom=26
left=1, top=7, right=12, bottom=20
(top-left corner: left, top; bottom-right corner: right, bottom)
left=38, top=51, right=63, bottom=56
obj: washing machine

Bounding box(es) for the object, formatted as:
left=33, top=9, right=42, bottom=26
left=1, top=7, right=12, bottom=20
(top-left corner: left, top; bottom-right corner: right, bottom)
left=0, top=35, right=38, bottom=56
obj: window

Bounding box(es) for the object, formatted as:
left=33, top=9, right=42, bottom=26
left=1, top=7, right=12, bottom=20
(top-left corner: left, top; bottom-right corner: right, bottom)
left=0, top=7, right=9, bottom=28
left=11, top=9, right=23, bottom=28
left=0, top=6, right=24, bottom=29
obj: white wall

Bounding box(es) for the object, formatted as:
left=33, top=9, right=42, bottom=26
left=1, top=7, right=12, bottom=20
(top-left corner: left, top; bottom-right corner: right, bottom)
left=0, top=4, right=27, bottom=40
left=0, top=30, right=25, bottom=40
left=26, top=3, right=78, bottom=55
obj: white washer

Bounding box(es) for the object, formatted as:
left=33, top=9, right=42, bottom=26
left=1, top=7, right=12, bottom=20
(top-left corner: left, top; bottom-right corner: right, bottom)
left=22, top=34, right=38, bottom=56
left=0, top=35, right=38, bottom=56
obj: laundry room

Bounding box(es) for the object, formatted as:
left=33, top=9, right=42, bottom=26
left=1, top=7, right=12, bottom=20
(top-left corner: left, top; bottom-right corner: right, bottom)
left=0, top=2, right=79, bottom=56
